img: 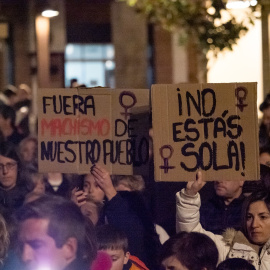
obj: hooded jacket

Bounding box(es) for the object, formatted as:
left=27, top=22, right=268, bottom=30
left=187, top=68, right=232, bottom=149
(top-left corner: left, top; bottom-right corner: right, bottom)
left=176, top=189, right=270, bottom=270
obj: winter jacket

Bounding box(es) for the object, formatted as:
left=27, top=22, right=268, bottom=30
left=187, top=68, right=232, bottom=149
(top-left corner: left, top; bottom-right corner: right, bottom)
left=98, top=191, right=160, bottom=270
left=124, top=255, right=149, bottom=270
left=176, top=189, right=270, bottom=270
left=0, top=184, right=28, bottom=213
left=200, top=193, right=245, bottom=234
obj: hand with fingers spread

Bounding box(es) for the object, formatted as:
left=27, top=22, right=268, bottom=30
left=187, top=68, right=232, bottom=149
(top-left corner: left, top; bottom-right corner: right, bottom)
left=71, top=187, right=87, bottom=207
left=91, top=164, right=117, bottom=201
left=185, top=171, right=206, bottom=196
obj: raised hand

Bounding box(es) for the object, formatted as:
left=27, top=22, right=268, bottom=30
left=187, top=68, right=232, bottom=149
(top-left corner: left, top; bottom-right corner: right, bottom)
left=71, top=187, right=87, bottom=207
left=185, top=171, right=206, bottom=196
left=91, top=164, right=117, bottom=201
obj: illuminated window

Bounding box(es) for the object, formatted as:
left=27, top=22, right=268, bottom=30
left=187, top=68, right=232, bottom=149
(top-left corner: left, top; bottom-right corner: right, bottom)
left=65, top=44, right=115, bottom=88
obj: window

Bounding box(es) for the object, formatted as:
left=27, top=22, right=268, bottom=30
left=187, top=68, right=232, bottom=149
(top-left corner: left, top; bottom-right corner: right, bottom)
left=65, top=44, right=115, bottom=88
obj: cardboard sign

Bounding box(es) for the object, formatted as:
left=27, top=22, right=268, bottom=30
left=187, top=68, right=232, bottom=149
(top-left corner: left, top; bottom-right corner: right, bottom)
left=151, top=83, right=260, bottom=182
left=38, top=88, right=150, bottom=175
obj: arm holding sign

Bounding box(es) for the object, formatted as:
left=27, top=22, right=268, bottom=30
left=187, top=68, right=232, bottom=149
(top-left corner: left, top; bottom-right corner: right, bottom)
left=91, top=164, right=159, bottom=269
left=70, top=164, right=118, bottom=206
left=176, top=171, right=206, bottom=232
left=176, top=172, right=230, bottom=262
left=91, top=164, right=117, bottom=201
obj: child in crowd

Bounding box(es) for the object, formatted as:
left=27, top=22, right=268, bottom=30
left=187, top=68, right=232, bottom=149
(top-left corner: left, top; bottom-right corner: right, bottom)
left=96, top=224, right=149, bottom=270
left=160, top=232, right=218, bottom=270
left=71, top=164, right=161, bottom=270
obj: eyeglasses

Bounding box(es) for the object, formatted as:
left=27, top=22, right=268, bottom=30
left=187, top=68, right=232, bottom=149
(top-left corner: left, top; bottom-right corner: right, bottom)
left=0, top=162, right=17, bottom=172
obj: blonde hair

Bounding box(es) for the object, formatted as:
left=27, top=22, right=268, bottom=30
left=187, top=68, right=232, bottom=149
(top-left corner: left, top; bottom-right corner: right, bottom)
left=111, top=175, right=145, bottom=191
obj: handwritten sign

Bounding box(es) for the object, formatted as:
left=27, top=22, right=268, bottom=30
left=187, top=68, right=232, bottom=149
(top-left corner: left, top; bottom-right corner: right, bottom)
left=151, top=83, right=260, bottom=182
left=38, top=88, right=150, bottom=174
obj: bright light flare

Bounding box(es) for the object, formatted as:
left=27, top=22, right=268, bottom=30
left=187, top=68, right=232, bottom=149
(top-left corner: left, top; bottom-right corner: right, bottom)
left=37, top=266, right=51, bottom=270
left=226, top=0, right=258, bottom=9
left=41, top=10, right=59, bottom=18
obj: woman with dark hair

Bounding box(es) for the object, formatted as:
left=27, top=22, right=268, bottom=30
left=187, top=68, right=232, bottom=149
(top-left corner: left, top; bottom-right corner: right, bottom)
left=160, top=231, right=218, bottom=270
left=71, top=164, right=161, bottom=270
left=0, top=141, right=28, bottom=214
left=176, top=171, right=270, bottom=270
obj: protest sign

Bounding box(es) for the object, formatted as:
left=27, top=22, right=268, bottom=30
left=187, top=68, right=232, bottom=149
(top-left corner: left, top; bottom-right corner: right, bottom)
left=38, top=88, right=150, bottom=175
left=151, top=83, right=260, bottom=182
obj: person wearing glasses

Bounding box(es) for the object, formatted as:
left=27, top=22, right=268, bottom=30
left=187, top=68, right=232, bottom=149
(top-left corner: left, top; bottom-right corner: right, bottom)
left=0, top=141, right=28, bottom=215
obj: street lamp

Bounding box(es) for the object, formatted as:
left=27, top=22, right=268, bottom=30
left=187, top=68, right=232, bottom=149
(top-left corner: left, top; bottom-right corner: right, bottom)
left=35, top=1, right=59, bottom=87
left=41, top=8, right=59, bottom=18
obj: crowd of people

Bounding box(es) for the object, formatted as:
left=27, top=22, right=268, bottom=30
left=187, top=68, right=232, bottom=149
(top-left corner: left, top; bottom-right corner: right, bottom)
left=0, top=83, right=269, bottom=270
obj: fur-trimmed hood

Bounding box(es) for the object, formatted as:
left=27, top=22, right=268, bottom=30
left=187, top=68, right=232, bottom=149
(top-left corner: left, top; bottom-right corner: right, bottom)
left=222, top=228, right=264, bottom=254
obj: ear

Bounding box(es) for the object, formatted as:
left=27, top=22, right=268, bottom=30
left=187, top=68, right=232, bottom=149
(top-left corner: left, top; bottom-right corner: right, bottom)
left=124, top=251, right=130, bottom=265
left=62, top=237, right=78, bottom=262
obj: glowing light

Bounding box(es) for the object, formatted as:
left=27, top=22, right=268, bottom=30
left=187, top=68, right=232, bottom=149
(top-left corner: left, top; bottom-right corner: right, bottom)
left=250, top=0, right=258, bottom=6
left=41, top=9, right=59, bottom=18
left=105, top=60, right=115, bottom=70
left=207, top=7, right=216, bottom=15
left=226, top=0, right=258, bottom=9
left=37, top=266, right=51, bottom=270
left=20, top=106, right=28, bottom=114
left=106, top=47, right=114, bottom=59
left=214, top=18, right=222, bottom=27
left=66, top=45, right=74, bottom=55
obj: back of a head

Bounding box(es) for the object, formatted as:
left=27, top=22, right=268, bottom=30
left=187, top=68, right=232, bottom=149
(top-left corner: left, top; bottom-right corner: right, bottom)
left=160, top=232, right=218, bottom=270
left=16, top=195, right=97, bottom=264
left=260, top=93, right=270, bottom=112
left=96, top=224, right=128, bottom=253
left=260, top=163, right=270, bottom=190
left=3, top=89, right=16, bottom=98
left=0, top=141, right=20, bottom=162
left=0, top=105, right=16, bottom=128
left=217, top=258, right=255, bottom=270
left=243, top=164, right=269, bottom=194
left=111, top=175, right=145, bottom=191
left=3, top=85, right=17, bottom=97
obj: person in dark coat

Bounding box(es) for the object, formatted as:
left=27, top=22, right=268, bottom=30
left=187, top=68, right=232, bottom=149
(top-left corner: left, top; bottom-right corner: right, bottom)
left=200, top=180, right=245, bottom=234
left=72, top=164, right=160, bottom=270
left=0, top=141, right=28, bottom=215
